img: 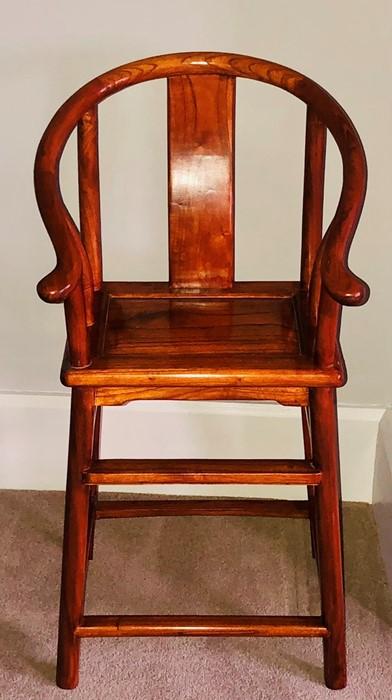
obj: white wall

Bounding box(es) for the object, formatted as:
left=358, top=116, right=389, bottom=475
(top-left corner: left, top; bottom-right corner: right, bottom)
left=1, top=0, right=391, bottom=407
left=0, top=393, right=383, bottom=502
left=373, top=409, right=392, bottom=585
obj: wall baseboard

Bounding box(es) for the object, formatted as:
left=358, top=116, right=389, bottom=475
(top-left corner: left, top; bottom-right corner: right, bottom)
left=0, top=392, right=384, bottom=502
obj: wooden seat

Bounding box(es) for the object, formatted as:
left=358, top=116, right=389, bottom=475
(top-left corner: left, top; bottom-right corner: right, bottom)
left=62, top=281, right=342, bottom=392
left=35, top=52, right=369, bottom=691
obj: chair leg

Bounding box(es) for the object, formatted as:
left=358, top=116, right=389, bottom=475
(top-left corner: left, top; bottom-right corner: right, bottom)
left=310, top=388, right=346, bottom=690
left=56, top=388, right=95, bottom=690
left=87, top=406, right=101, bottom=561
left=301, top=407, right=318, bottom=560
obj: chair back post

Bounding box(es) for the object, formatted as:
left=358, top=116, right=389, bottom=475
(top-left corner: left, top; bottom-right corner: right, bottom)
left=301, top=106, right=326, bottom=297
left=78, top=105, right=103, bottom=292
left=64, top=285, right=91, bottom=368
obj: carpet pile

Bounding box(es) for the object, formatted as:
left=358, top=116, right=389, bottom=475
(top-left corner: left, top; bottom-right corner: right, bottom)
left=1, top=491, right=391, bottom=699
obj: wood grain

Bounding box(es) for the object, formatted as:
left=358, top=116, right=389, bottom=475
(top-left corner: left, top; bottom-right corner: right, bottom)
left=78, top=106, right=102, bottom=292
left=310, top=388, right=346, bottom=689
left=94, top=386, right=308, bottom=406
left=76, top=615, right=328, bottom=638
left=301, top=107, right=326, bottom=296
left=85, top=458, right=321, bottom=485
left=36, top=51, right=369, bottom=369
left=95, top=498, right=310, bottom=519
left=61, top=285, right=344, bottom=390
left=168, top=75, right=234, bottom=288
left=103, top=297, right=299, bottom=356
left=103, top=280, right=300, bottom=299
left=56, top=389, right=95, bottom=689
left=35, top=51, right=369, bottom=690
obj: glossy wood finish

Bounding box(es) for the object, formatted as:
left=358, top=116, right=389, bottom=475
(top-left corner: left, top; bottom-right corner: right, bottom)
left=95, top=498, right=310, bottom=519
left=310, top=388, right=346, bottom=690
left=302, top=405, right=319, bottom=561
left=76, top=615, right=328, bottom=638
left=103, top=297, right=298, bottom=355
left=301, top=107, right=326, bottom=296
left=60, top=283, right=344, bottom=391
left=103, top=280, right=300, bottom=299
left=35, top=51, right=369, bottom=372
left=94, top=385, right=308, bottom=406
left=77, top=106, right=102, bottom=292
left=56, top=389, right=95, bottom=690
left=168, top=75, right=234, bottom=288
left=85, top=458, right=321, bottom=485
left=35, top=52, right=370, bottom=690
left=87, top=404, right=101, bottom=561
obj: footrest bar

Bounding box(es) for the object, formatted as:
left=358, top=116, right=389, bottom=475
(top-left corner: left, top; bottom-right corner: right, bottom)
left=95, top=498, right=309, bottom=519
left=76, top=615, right=327, bottom=638
left=86, top=459, right=321, bottom=485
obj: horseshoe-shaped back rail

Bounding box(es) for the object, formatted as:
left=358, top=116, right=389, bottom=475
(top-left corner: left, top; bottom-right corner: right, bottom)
left=35, top=52, right=369, bottom=367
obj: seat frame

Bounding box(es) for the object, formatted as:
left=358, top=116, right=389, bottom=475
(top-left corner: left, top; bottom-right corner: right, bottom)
left=35, top=52, right=369, bottom=690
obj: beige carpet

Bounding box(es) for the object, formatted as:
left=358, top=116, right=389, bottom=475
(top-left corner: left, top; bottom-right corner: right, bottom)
left=1, top=491, right=391, bottom=699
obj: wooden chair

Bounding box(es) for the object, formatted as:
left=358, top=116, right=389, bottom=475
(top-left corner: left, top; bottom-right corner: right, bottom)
left=35, top=52, right=369, bottom=690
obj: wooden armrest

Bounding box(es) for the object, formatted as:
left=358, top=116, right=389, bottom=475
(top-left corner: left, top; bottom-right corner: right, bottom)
left=37, top=259, right=82, bottom=304
left=320, top=228, right=369, bottom=307
left=322, top=261, right=369, bottom=307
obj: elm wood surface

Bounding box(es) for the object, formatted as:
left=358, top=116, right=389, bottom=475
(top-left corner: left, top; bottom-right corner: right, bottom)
left=95, top=498, right=310, bottom=519
left=301, top=107, right=326, bottom=297
left=302, top=405, right=319, bottom=562
left=103, top=298, right=298, bottom=356
left=60, top=286, right=344, bottom=390
left=35, top=52, right=369, bottom=372
left=310, top=388, right=346, bottom=690
left=56, top=389, right=95, bottom=690
left=168, top=75, right=235, bottom=288
left=76, top=616, right=328, bottom=638
left=103, top=280, right=300, bottom=299
left=77, top=106, right=102, bottom=292
left=94, top=386, right=309, bottom=406
left=35, top=52, right=370, bottom=690
left=85, top=458, right=321, bottom=486
left=87, top=404, right=101, bottom=561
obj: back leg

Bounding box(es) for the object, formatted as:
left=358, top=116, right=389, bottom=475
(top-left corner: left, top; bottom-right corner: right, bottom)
left=302, top=406, right=318, bottom=561
left=88, top=406, right=101, bottom=561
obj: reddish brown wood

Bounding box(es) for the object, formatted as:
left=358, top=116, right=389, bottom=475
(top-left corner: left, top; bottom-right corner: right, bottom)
left=104, top=297, right=298, bottom=355
left=94, top=385, right=308, bottom=406
left=64, top=285, right=91, bottom=368
left=78, top=106, right=102, bottom=292
left=310, top=388, right=346, bottom=690
left=301, top=405, right=318, bottom=561
left=76, top=615, right=328, bottom=638
left=35, top=52, right=370, bottom=690
left=103, top=280, right=300, bottom=299
left=301, top=107, right=326, bottom=295
left=95, top=498, right=309, bottom=519
left=87, top=405, right=101, bottom=561
left=60, top=284, right=344, bottom=390
left=35, top=51, right=369, bottom=370
left=56, top=389, right=95, bottom=690
left=62, top=353, right=343, bottom=389
left=85, top=458, right=320, bottom=485
left=168, top=75, right=235, bottom=288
